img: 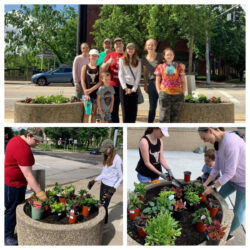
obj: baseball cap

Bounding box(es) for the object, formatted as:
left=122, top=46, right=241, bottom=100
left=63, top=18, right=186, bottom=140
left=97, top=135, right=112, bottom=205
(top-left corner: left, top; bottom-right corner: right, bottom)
left=27, top=128, right=43, bottom=142
left=114, top=37, right=123, bottom=44
left=160, top=127, right=169, bottom=137
left=100, top=139, right=114, bottom=152
left=89, top=49, right=99, bottom=56
left=104, top=38, right=112, bottom=43
left=126, top=42, right=135, bottom=49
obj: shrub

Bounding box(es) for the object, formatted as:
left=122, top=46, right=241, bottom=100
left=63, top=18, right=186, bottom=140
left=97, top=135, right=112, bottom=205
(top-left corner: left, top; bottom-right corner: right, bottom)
left=24, top=95, right=81, bottom=104
left=185, top=93, right=222, bottom=103
left=145, top=212, right=181, bottom=245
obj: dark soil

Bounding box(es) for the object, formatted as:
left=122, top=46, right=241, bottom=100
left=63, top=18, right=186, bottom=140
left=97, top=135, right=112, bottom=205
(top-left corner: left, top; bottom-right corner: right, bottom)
left=24, top=202, right=99, bottom=225
left=127, top=184, right=223, bottom=245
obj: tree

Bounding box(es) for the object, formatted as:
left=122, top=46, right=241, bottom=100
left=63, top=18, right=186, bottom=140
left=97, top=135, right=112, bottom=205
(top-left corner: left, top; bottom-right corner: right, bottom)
left=5, top=5, right=77, bottom=66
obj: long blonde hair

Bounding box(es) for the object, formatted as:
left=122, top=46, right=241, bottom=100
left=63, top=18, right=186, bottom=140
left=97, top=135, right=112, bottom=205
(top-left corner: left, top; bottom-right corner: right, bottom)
left=103, top=146, right=116, bottom=166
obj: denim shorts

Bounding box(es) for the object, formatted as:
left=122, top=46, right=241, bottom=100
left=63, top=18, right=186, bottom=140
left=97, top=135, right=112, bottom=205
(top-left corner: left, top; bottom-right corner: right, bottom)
left=137, top=173, right=159, bottom=183
left=82, top=95, right=97, bottom=105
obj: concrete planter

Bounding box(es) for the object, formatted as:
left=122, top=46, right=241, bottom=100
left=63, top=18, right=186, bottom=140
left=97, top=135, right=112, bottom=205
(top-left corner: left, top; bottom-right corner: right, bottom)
left=16, top=203, right=105, bottom=245
left=177, top=102, right=234, bottom=123
left=127, top=180, right=233, bottom=246
left=14, top=101, right=83, bottom=123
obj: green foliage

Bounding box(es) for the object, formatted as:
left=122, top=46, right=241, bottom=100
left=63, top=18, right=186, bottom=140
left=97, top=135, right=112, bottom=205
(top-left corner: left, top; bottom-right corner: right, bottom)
left=50, top=202, right=66, bottom=213
left=79, top=189, right=88, bottom=197
left=145, top=212, right=181, bottom=245
left=45, top=189, right=57, bottom=197
left=28, top=95, right=70, bottom=104
left=142, top=201, right=158, bottom=215
left=63, top=184, right=75, bottom=197
left=184, top=191, right=201, bottom=206
left=5, top=5, right=77, bottom=66
left=192, top=208, right=212, bottom=225
left=155, top=191, right=176, bottom=212
left=53, top=182, right=63, bottom=196
left=185, top=93, right=222, bottom=103
left=134, top=182, right=147, bottom=197
left=80, top=197, right=99, bottom=207
left=129, top=193, right=143, bottom=209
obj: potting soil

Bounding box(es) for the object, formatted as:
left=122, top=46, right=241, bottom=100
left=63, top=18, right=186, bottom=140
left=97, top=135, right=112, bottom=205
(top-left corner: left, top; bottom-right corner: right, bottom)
left=128, top=184, right=223, bottom=245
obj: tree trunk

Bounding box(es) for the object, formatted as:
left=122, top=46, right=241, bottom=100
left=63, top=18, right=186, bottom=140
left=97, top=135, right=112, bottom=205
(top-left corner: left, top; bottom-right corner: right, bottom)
left=188, top=34, right=194, bottom=75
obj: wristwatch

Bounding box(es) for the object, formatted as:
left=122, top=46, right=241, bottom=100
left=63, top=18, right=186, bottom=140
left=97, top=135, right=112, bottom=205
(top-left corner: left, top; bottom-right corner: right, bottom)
left=211, top=184, right=215, bottom=189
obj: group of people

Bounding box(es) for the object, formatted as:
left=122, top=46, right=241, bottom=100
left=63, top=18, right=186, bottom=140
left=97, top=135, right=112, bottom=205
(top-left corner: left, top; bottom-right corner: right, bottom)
left=73, top=38, right=187, bottom=123
left=4, top=129, right=123, bottom=245
left=136, top=127, right=245, bottom=242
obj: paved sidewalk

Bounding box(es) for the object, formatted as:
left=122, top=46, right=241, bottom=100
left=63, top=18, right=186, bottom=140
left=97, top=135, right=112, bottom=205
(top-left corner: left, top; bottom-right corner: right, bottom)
left=127, top=149, right=246, bottom=245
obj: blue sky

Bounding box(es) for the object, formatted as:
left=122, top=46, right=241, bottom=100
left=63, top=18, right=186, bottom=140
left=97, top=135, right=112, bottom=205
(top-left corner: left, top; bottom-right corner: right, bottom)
left=4, top=4, right=78, bottom=13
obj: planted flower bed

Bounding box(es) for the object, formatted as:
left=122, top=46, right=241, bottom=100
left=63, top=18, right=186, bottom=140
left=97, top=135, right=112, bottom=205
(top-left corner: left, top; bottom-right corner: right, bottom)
left=16, top=183, right=106, bottom=245
left=127, top=181, right=233, bottom=246
left=14, top=95, right=83, bottom=123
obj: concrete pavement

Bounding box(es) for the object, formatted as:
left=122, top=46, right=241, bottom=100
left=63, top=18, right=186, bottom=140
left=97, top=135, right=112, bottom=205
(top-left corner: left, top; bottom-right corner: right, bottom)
left=127, top=149, right=246, bottom=246
left=4, top=80, right=245, bottom=123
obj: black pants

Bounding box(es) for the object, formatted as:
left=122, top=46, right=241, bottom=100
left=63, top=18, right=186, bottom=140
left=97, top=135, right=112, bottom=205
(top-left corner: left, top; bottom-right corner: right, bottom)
left=5, top=185, right=26, bottom=239
left=119, top=86, right=138, bottom=123
left=100, top=182, right=113, bottom=224
left=111, top=86, right=120, bottom=123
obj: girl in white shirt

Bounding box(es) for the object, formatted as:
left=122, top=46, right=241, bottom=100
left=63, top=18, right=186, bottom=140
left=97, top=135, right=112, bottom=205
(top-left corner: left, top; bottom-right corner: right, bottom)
left=87, top=139, right=123, bottom=224
left=118, top=43, right=141, bottom=123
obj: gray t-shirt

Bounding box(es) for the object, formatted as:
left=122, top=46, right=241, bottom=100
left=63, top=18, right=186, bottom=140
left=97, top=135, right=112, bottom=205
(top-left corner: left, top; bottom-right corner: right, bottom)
left=97, top=85, right=115, bottom=112
left=142, top=53, right=162, bottom=80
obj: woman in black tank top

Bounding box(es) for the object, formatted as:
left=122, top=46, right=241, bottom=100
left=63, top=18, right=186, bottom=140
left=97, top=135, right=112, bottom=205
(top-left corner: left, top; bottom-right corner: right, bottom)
left=136, top=127, right=174, bottom=183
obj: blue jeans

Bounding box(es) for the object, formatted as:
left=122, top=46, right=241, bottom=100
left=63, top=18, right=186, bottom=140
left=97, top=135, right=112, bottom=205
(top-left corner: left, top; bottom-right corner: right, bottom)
left=219, top=182, right=245, bottom=234
left=5, top=185, right=26, bottom=238
left=148, top=80, right=159, bottom=123
left=137, top=173, right=159, bottom=183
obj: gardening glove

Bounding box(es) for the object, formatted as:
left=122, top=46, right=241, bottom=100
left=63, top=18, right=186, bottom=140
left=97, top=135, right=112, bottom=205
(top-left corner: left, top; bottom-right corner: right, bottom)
left=160, top=173, right=168, bottom=180
left=166, top=169, right=174, bottom=180
left=36, top=191, right=47, bottom=201
left=88, top=180, right=96, bottom=190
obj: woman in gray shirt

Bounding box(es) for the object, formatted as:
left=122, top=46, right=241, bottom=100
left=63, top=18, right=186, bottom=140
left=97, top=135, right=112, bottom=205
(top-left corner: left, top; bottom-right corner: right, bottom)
left=142, top=39, right=162, bottom=123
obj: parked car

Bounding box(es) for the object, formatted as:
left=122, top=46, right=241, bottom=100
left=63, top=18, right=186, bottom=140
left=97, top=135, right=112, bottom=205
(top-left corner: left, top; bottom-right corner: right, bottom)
left=31, top=66, right=74, bottom=86
left=90, top=148, right=101, bottom=155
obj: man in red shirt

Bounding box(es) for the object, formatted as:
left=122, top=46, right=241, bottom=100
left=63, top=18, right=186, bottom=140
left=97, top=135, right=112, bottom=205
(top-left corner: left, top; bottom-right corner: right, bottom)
left=5, top=128, right=47, bottom=245
left=102, top=37, right=124, bottom=123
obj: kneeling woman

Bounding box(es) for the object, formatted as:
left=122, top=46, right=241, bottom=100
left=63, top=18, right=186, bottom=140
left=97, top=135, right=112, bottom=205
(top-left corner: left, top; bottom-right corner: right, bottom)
left=88, top=139, right=123, bottom=224
left=135, top=127, right=174, bottom=183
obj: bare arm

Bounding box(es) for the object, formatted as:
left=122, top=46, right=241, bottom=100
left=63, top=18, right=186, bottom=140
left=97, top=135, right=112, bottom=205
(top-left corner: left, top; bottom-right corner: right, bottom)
left=155, top=75, right=161, bottom=94
left=19, top=166, right=42, bottom=194
left=159, top=138, right=171, bottom=171
left=181, top=75, right=187, bottom=94
left=80, top=65, right=88, bottom=94
left=140, top=138, right=162, bottom=176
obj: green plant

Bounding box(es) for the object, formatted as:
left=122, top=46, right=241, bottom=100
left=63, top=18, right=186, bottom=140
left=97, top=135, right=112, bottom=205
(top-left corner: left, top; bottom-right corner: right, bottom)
left=184, top=191, right=201, bottom=206
left=134, top=182, right=147, bottom=197
left=79, top=189, right=88, bottom=197
left=185, top=93, right=222, bottom=104
left=45, top=189, right=57, bottom=197
left=54, top=182, right=63, bottom=196
left=207, top=220, right=226, bottom=240
left=192, top=208, right=212, bottom=225
left=198, top=94, right=209, bottom=103
left=155, top=190, right=176, bottom=213
left=63, top=184, right=75, bottom=197
left=145, top=212, right=181, bottom=245
left=142, top=201, right=158, bottom=215
left=129, top=193, right=143, bottom=209
left=173, top=199, right=187, bottom=211
left=80, top=197, right=99, bottom=207
left=50, top=202, right=66, bottom=213
left=196, top=184, right=205, bottom=194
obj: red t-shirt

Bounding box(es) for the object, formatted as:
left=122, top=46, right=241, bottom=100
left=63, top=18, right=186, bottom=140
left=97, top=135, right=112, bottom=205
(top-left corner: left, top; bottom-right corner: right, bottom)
left=5, top=136, right=35, bottom=188
left=104, top=51, right=123, bottom=87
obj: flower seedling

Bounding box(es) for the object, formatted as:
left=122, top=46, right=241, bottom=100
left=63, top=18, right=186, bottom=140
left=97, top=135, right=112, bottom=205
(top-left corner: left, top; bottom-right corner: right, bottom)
left=207, top=220, right=226, bottom=241
left=173, top=199, right=187, bottom=211
left=171, top=187, right=183, bottom=199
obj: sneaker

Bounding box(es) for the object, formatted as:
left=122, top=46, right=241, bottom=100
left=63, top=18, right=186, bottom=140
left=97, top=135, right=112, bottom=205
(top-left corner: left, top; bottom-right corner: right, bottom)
left=5, top=236, right=18, bottom=246
left=226, top=234, right=235, bottom=241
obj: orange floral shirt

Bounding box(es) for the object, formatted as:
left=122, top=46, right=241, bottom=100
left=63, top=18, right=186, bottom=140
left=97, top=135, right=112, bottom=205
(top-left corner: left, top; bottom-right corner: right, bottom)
left=154, top=63, right=185, bottom=95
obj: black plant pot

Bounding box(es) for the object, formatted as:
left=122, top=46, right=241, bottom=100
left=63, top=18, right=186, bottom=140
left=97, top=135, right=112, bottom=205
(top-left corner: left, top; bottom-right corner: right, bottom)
left=53, top=212, right=64, bottom=221
left=173, top=210, right=184, bottom=220
left=206, top=239, right=220, bottom=245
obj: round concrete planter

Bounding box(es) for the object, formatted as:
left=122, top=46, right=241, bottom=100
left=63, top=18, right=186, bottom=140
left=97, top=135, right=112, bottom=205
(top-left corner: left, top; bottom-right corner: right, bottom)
left=16, top=204, right=105, bottom=245
left=176, top=102, right=234, bottom=123
left=14, top=101, right=83, bottom=123
left=127, top=180, right=233, bottom=246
